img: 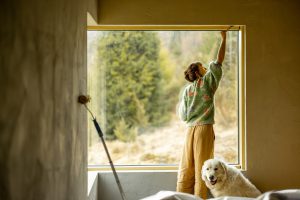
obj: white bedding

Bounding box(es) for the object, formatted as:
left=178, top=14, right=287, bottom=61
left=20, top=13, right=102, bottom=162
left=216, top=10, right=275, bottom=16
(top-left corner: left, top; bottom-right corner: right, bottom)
left=141, top=190, right=300, bottom=200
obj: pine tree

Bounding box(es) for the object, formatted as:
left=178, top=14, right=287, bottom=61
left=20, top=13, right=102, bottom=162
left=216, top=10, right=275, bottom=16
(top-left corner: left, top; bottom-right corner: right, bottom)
left=97, top=31, right=164, bottom=139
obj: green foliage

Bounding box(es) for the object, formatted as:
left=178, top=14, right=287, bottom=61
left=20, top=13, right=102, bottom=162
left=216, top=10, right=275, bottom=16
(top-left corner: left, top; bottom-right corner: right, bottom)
left=97, top=31, right=168, bottom=139
left=114, top=118, right=137, bottom=142
left=132, top=94, right=149, bottom=127
left=156, top=47, right=180, bottom=121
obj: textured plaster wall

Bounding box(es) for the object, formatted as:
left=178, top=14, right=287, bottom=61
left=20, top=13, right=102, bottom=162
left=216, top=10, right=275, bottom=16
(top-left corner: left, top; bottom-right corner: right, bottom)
left=90, top=0, right=300, bottom=192
left=0, top=0, right=87, bottom=199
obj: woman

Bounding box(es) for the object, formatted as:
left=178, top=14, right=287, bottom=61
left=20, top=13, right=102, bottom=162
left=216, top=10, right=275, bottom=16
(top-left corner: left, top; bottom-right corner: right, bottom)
left=176, top=31, right=227, bottom=199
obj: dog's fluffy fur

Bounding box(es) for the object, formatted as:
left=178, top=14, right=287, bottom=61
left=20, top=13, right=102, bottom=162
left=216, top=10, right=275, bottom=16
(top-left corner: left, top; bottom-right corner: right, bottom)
left=201, top=159, right=261, bottom=198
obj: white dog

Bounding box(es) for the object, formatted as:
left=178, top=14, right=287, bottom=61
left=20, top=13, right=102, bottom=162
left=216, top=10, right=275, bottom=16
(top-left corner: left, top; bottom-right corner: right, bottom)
left=201, top=159, right=261, bottom=198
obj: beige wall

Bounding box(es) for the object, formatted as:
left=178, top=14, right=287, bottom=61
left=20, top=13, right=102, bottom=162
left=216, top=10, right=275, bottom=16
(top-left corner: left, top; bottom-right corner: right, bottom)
left=0, top=0, right=87, bottom=199
left=88, top=0, right=99, bottom=24
left=90, top=0, right=300, bottom=191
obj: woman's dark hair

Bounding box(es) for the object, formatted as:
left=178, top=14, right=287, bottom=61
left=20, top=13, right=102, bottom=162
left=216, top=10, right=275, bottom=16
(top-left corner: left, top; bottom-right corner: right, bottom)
left=184, top=62, right=201, bottom=82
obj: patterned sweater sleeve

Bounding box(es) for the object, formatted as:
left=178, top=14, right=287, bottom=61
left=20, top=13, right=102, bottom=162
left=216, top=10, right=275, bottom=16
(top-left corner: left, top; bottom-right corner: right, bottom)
left=178, top=87, right=188, bottom=122
left=204, top=61, right=223, bottom=91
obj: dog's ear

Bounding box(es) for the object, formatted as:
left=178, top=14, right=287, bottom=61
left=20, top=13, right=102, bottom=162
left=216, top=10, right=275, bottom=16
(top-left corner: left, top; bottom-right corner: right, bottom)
left=201, top=162, right=207, bottom=181
left=219, top=160, right=228, bottom=180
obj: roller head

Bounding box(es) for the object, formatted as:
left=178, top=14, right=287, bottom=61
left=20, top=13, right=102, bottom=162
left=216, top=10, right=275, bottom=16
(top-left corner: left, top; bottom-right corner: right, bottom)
left=78, top=95, right=91, bottom=105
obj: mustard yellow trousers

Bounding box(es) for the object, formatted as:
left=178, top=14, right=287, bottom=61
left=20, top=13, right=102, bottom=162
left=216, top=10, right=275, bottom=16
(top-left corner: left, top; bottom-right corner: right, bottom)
left=176, top=125, right=215, bottom=199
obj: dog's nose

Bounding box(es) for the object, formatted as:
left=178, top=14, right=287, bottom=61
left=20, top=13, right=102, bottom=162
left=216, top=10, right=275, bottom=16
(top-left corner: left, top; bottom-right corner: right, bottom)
left=209, top=176, right=214, bottom=181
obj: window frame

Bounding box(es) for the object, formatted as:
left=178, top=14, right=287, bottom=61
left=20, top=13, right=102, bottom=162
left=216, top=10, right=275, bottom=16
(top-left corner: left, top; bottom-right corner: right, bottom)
left=87, top=25, right=246, bottom=171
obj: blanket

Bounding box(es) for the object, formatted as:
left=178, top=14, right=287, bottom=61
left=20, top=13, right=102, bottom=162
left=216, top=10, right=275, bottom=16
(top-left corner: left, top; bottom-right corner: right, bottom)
left=141, top=190, right=300, bottom=200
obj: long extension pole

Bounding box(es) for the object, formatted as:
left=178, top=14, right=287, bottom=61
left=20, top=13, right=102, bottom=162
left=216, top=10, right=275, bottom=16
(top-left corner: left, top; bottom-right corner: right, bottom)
left=78, top=95, right=126, bottom=200
left=92, top=118, right=126, bottom=200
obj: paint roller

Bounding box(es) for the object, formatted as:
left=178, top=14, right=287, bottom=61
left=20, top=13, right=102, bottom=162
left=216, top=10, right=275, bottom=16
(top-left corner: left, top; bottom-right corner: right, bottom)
left=78, top=95, right=126, bottom=200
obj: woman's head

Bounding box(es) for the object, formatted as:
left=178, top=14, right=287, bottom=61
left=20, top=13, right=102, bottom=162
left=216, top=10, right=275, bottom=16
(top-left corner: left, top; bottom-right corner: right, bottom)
left=184, top=62, right=207, bottom=82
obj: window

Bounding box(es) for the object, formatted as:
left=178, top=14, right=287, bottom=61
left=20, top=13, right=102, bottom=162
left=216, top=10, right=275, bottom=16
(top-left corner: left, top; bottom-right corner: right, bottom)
left=87, top=26, right=246, bottom=169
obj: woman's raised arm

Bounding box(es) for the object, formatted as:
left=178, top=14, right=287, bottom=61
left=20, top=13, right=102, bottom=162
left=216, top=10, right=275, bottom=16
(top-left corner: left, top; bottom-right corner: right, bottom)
left=217, top=31, right=227, bottom=65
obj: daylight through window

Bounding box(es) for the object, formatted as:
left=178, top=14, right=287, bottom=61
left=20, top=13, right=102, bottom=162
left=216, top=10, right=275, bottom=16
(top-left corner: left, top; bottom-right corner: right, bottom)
left=87, top=29, right=242, bottom=167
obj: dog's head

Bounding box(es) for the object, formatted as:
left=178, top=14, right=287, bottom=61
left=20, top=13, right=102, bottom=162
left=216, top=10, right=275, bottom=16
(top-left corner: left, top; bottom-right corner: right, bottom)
left=201, top=159, right=227, bottom=189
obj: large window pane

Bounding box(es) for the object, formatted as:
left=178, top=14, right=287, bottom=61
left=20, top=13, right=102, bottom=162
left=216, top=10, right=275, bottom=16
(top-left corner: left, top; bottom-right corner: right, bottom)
left=87, top=30, right=239, bottom=165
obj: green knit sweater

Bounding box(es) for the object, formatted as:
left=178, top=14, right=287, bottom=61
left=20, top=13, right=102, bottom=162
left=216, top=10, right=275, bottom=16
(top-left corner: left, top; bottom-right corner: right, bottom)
left=178, top=61, right=223, bottom=126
